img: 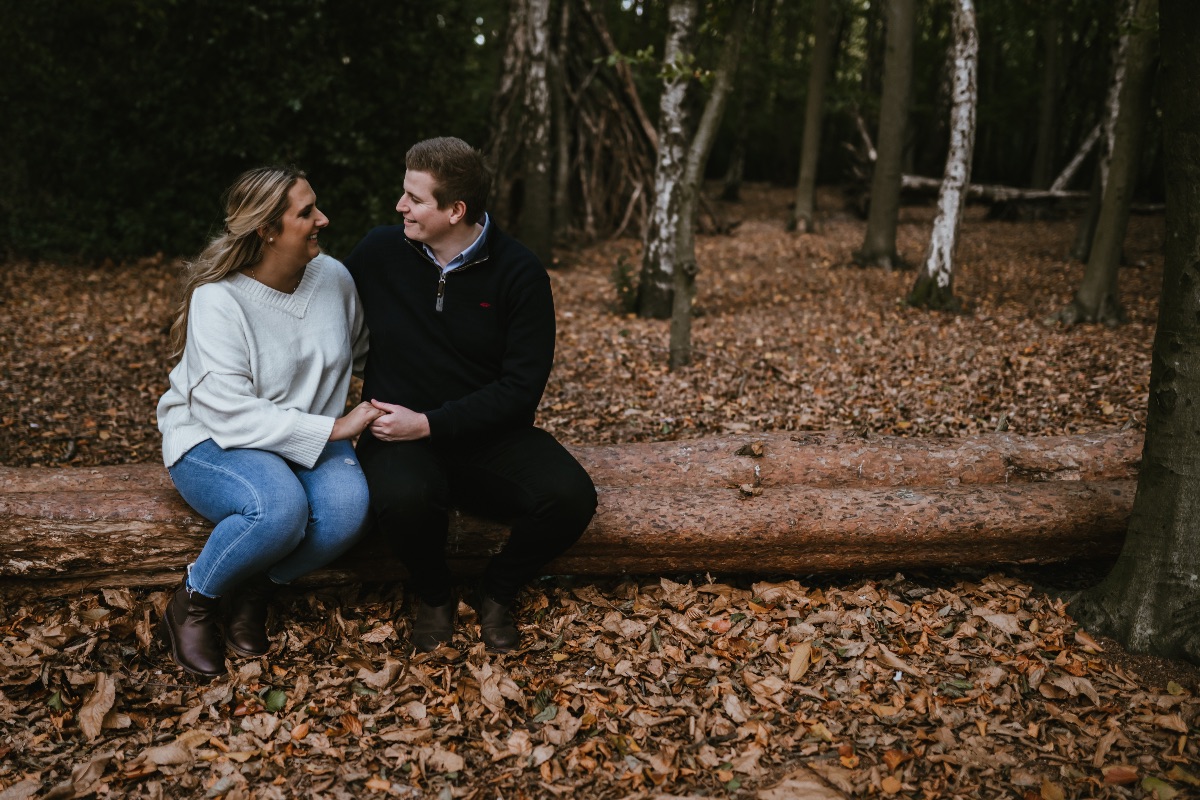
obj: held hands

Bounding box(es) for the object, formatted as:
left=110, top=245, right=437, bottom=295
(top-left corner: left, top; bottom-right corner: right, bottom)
left=330, top=401, right=386, bottom=441
left=367, top=399, right=431, bottom=442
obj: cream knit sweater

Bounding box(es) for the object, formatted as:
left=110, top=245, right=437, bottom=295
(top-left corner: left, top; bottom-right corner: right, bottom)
left=157, top=254, right=368, bottom=469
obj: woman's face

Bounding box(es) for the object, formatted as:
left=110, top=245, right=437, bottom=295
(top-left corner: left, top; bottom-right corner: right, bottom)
left=268, top=179, right=328, bottom=267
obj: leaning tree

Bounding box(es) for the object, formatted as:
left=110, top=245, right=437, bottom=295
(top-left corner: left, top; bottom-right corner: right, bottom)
left=1070, top=0, right=1200, bottom=664
left=1058, top=0, right=1159, bottom=325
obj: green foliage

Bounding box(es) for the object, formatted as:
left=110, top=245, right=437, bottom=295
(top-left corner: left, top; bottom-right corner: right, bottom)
left=0, top=0, right=502, bottom=262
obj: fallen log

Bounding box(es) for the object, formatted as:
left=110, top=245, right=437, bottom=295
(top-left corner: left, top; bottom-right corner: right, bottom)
left=0, top=431, right=1141, bottom=592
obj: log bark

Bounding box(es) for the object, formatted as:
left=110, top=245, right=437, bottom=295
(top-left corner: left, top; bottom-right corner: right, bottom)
left=0, top=431, right=1141, bottom=592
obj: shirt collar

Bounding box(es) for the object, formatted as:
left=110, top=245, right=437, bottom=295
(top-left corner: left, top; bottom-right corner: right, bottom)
left=424, top=213, right=490, bottom=273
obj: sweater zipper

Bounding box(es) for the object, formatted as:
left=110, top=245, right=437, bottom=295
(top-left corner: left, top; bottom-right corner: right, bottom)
left=403, top=238, right=489, bottom=313
left=434, top=255, right=489, bottom=312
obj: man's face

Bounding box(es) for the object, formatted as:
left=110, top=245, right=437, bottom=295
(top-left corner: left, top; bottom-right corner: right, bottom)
left=396, top=169, right=455, bottom=246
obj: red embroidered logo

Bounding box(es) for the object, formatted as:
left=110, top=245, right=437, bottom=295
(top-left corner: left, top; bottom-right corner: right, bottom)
left=480, top=302, right=492, bottom=308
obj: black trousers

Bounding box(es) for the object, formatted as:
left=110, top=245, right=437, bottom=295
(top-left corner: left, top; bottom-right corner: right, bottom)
left=356, top=426, right=597, bottom=606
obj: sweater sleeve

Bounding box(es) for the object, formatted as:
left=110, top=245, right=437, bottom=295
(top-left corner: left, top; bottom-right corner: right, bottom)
left=182, top=289, right=334, bottom=468
left=424, top=267, right=555, bottom=441
left=349, top=283, right=370, bottom=379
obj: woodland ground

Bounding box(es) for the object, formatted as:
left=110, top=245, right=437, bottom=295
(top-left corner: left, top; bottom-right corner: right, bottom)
left=1, top=185, right=1198, bottom=799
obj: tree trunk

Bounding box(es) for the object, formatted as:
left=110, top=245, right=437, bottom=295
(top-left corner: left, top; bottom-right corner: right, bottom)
left=899, top=175, right=1087, bottom=203
left=521, top=0, right=554, bottom=266
left=669, top=1, right=750, bottom=368
left=637, top=0, right=699, bottom=320
left=1069, top=0, right=1133, bottom=265
left=721, top=0, right=779, bottom=203
left=484, top=0, right=530, bottom=234
left=1030, top=12, right=1061, bottom=189
left=1, top=430, right=1140, bottom=591
left=550, top=0, right=573, bottom=237
left=908, top=0, right=978, bottom=312
left=1059, top=0, right=1158, bottom=326
left=1068, top=162, right=1104, bottom=262
left=1071, top=0, right=1200, bottom=665
left=789, top=0, right=838, bottom=234
left=854, top=0, right=915, bottom=270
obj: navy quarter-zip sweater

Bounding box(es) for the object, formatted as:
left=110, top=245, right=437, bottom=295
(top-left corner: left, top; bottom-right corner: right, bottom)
left=345, top=223, right=556, bottom=444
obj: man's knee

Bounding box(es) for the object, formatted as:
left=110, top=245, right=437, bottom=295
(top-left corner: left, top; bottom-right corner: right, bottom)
left=536, top=465, right=598, bottom=534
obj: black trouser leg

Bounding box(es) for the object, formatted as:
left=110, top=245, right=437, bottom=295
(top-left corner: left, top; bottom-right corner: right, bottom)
left=356, top=436, right=454, bottom=605
left=445, top=427, right=597, bottom=605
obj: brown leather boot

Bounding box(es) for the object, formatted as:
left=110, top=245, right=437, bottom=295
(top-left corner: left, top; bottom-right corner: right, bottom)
left=411, top=598, right=456, bottom=653
left=160, top=580, right=226, bottom=678
left=478, top=595, right=519, bottom=653
left=226, top=573, right=276, bottom=658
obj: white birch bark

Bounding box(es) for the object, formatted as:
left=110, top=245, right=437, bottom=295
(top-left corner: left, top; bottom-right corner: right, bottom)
left=1099, top=0, right=1136, bottom=194
left=910, top=0, right=978, bottom=308
left=637, top=0, right=698, bottom=320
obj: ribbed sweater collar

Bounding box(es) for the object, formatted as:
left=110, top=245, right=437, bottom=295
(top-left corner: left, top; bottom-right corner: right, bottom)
left=227, top=255, right=324, bottom=318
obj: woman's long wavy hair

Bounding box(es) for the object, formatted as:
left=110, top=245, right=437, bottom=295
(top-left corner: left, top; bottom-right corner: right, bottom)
left=168, top=165, right=305, bottom=359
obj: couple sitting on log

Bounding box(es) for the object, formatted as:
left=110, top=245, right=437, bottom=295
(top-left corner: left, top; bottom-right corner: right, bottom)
left=156, top=137, right=598, bottom=678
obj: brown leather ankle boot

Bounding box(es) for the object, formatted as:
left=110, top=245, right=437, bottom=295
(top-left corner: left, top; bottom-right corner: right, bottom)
left=226, top=573, right=276, bottom=658
left=478, top=595, right=519, bottom=653
left=412, top=597, right=456, bottom=653
left=160, top=580, right=226, bottom=678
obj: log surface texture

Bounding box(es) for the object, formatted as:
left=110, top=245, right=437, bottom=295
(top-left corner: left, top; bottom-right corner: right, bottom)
left=0, top=430, right=1141, bottom=591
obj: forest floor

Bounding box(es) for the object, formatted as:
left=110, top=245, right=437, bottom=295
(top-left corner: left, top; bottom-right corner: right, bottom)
left=2, top=185, right=1198, bottom=799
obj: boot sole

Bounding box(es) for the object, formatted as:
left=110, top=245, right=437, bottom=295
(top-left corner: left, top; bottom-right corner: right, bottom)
left=159, top=616, right=226, bottom=678
left=226, top=640, right=270, bottom=659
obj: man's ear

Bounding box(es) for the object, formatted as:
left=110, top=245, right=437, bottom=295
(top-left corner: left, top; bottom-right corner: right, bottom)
left=448, top=200, right=468, bottom=226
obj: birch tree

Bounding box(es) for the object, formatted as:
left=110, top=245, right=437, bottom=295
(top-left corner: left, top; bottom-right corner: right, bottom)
left=1059, top=0, right=1158, bottom=325
left=789, top=0, right=839, bottom=234
left=907, top=0, right=978, bottom=311
left=1071, top=0, right=1200, bottom=664
left=853, top=0, right=915, bottom=270
left=669, top=2, right=751, bottom=368
left=636, top=0, right=699, bottom=320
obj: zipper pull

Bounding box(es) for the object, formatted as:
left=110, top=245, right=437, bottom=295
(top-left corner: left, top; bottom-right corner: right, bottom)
left=436, top=272, right=446, bottom=312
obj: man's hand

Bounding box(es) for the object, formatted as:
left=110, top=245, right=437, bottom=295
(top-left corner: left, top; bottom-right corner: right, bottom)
left=368, top=399, right=431, bottom=442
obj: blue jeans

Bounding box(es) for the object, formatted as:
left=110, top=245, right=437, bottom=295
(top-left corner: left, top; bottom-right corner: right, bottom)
left=169, top=438, right=370, bottom=597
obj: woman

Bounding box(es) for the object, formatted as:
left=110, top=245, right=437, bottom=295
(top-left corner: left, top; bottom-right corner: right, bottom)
left=157, top=165, right=380, bottom=678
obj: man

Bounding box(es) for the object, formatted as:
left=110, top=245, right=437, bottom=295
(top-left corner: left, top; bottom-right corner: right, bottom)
left=346, top=137, right=597, bottom=653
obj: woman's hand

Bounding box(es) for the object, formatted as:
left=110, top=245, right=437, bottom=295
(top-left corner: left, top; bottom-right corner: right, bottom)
left=330, top=401, right=385, bottom=441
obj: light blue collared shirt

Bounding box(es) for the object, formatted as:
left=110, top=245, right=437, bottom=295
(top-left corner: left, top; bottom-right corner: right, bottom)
left=422, top=213, right=491, bottom=273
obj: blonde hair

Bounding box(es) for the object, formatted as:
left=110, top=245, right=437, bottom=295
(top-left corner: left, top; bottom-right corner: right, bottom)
left=168, top=166, right=305, bottom=358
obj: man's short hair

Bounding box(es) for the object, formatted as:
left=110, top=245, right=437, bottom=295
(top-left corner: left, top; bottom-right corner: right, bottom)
left=405, top=137, right=491, bottom=225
